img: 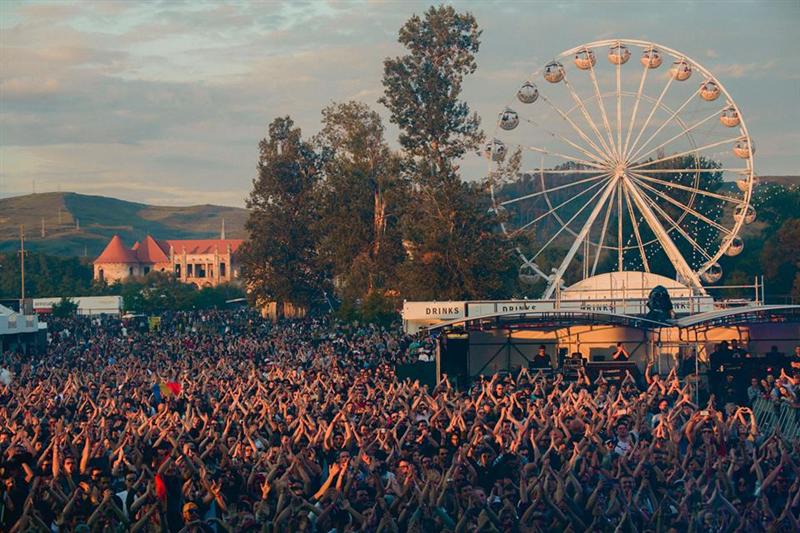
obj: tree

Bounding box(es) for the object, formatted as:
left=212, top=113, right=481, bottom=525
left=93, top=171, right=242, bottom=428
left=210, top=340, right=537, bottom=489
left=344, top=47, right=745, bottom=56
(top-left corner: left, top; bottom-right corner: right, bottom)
left=51, top=297, right=78, bottom=318
left=0, top=252, right=96, bottom=299
left=380, top=4, right=482, bottom=183
left=240, top=117, right=325, bottom=311
left=380, top=5, right=517, bottom=299
left=314, top=101, right=406, bottom=304
left=761, top=218, right=800, bottom=300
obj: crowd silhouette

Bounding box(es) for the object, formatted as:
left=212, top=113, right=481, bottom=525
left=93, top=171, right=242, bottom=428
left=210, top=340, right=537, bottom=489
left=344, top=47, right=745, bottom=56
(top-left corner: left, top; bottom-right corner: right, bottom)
left=1, top=310, right=799, bottom=532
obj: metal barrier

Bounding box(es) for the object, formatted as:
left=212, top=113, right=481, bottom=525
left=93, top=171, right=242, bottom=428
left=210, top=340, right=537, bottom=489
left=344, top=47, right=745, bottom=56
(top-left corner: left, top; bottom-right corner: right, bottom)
left=752, top=397, right=800, bottom=439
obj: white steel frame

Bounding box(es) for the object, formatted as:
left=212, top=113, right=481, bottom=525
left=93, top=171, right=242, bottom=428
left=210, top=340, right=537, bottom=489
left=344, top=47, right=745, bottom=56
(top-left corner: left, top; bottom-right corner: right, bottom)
left=489, top=39, right=755, bottom=298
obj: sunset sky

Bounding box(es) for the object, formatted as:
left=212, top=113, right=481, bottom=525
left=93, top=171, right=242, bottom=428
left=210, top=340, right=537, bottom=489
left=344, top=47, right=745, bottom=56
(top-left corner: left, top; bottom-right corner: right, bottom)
left=1, top=0, right=798, bottom=206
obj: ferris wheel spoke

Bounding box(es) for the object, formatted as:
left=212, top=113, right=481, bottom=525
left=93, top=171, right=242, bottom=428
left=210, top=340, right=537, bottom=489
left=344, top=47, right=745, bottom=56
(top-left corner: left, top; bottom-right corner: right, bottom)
left=628, top=172, right=734, bottom=236
left=500, top=173, right=610, bottom=206
left=628, top=87, right=701, bottom=162
left=512, top=175, right=612, bottom=233
left=621, top=182, right=650, bottom=272
left=586, top=60, right=618, bottom=157
left=521, top=118, right=610, bottom=164
left=617, top=181, right=623, bottom=271
left=632, top=169, right=742, bottom=205
left=539, top=94, right=610, bottom=162
left=628, top=179, right=714, bottom=262
left=519, top=168, right=610, bottom=175
left=591, top=183, right=617, bottom=276
left=623, top=176, right=704, bottom=289
left=629, top=136, right=743, bottom=171
left=541, top=180, right=618, bottom=299
left=631, top=109, right=725, bottom=165
left=615, top=60, right=623, bottom=158
left=622, top=53, right=651, bottom=158
left=625, top=72, right=676, bottom=161
left=525, top=145, right=607, bottom=169
left=562, top=76, right=617, bottom=158
left=628, top=167, right=747, bottom=175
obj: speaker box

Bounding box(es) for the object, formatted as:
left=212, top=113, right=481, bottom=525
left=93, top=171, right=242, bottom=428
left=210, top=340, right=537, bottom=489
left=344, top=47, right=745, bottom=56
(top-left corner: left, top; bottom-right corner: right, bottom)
left=442, top=334, right=469, bottom=380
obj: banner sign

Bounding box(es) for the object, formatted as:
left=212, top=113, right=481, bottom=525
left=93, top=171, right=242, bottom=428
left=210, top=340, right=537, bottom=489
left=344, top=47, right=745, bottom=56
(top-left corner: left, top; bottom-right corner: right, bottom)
left=402, top=301, right=465, bottom=321
left=467, top=297, right=713, bottom=318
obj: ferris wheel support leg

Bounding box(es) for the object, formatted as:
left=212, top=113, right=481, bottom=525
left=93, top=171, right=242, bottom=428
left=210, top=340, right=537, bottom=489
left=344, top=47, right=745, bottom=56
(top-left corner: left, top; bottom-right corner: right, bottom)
left=542, top=181, right=618, bottom=300
left=623, top=177, right=705, bottom=293
left=592, top=185, right=617, bottom=277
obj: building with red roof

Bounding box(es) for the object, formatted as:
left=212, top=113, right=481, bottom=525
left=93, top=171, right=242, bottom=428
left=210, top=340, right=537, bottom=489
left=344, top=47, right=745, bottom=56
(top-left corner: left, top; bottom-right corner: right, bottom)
left=94, top=229, right=244, bottom=287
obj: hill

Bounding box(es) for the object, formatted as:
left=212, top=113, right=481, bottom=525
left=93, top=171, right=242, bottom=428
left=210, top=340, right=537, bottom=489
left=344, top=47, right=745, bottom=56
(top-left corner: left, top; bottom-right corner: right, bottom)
left=758, top=175, right=800, bottom=187
left=0, top=192, right=248, bottom=257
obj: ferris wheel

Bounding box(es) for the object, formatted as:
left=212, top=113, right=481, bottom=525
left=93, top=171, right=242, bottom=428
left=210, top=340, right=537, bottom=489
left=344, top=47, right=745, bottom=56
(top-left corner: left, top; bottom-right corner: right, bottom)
left=486, top=39, right=756, bottom=299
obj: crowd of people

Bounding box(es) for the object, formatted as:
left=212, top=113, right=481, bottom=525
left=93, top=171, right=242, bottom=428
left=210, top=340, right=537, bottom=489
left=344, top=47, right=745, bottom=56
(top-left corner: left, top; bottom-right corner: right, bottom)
left=2, top=309, right=800, bottom=532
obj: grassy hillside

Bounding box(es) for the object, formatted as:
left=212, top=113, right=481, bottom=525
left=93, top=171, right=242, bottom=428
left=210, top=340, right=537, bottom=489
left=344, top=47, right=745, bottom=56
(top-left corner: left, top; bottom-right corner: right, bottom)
left=0, top=192, right=248, bottom=257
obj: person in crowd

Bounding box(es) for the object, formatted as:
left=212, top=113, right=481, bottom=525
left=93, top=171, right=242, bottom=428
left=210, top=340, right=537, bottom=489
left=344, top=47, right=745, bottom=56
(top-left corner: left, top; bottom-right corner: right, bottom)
left=791, top=345, right=800, bottom=371
left=748, top=377, right=764, bottom=405
left=611, top=342, right=629, bottom=361
left=1, top=310, right=799, bottom=532
left=531, top=345, right=551, bottom=369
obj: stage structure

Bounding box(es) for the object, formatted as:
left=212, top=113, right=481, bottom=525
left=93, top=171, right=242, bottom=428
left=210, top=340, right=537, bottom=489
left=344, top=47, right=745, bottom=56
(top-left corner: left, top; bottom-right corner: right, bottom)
left=402, top=40, right=800, bottom=384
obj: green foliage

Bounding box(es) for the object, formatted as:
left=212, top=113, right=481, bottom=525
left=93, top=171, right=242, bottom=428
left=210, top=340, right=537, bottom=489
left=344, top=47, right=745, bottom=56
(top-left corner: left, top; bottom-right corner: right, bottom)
left=761, top=218, right=800, bottom=300
left=334, top=291, right=399, bottom=327
left=0, top=252, right=96, bottom=298
left=380, top=5, right=483, bottom=170
left=119, top=272, right=244, bottom=313
left=314, top=101, right=407, bottom=301
left=51, top=297, right=78, bottom=318
left=378, top=4, right=517, bottom=300
left=240, top=117, right=326, bottom=309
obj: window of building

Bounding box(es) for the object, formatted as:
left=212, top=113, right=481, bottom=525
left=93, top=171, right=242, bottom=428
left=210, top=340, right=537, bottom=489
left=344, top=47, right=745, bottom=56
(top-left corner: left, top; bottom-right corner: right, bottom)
left=187, top=264, right=193, bottom=276
left=98, top=269, right=104, bottom=281
left=143, top=266, right=150, bottom=275
left=196, top=264, right=206, bottom=278
left=220, top=262, right=226, bottom=277
left=175, top=264, right=181, bottom=276
left=129, top=267, right=134, bottom=276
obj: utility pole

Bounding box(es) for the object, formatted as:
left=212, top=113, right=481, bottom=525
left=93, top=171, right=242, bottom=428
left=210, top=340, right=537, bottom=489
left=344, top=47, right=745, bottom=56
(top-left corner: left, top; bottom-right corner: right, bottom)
left=41, top=217, right=46, bottom=238
left=18, top=225, right=26, bottom=302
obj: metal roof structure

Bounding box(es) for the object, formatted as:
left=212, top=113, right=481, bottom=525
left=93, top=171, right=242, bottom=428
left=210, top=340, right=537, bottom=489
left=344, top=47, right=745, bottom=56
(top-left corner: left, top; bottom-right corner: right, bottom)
left=424, top=308, right=671, bottom=332
left=424, top=305, right=800, bottom=333
left=674, top=305, right=800, bottom=328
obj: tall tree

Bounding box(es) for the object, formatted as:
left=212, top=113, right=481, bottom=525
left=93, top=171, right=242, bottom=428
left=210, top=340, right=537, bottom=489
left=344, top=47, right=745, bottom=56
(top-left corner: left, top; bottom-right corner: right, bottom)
left=380, top=4, right=482, bottom=183
left=761, top=218, right=800, bottom=300
left=381, top=5, right=516, bottom=300
left=314, top=102, right=406, bottom=303
left=240, top=117, right=324, bottom=310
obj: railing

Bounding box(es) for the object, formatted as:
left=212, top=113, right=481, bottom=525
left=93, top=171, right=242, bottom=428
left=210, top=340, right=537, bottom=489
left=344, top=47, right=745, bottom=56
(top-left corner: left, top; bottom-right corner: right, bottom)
left=752, top=396, right=800, bottom=439
left=706, top=275, right=765, bottom=307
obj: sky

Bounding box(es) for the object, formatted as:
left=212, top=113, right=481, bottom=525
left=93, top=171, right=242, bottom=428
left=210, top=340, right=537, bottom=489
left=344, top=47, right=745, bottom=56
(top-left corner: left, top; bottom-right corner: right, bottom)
left=1, top=0, right=798, bottom=207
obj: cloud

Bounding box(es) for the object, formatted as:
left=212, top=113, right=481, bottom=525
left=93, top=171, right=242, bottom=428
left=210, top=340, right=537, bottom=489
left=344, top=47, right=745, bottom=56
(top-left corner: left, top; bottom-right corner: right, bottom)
left=1, top=0, right=798, bottom=207
left=713, top=59, right=777, bottom=79
left=0, top=77, right=61, bottom=98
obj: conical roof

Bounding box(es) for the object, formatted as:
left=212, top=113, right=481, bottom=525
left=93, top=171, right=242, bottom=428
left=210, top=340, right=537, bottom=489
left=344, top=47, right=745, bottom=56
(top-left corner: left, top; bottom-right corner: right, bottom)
left=134, top=235, right=169, bottom=263
left=94, top=235, right=138, bottom=264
